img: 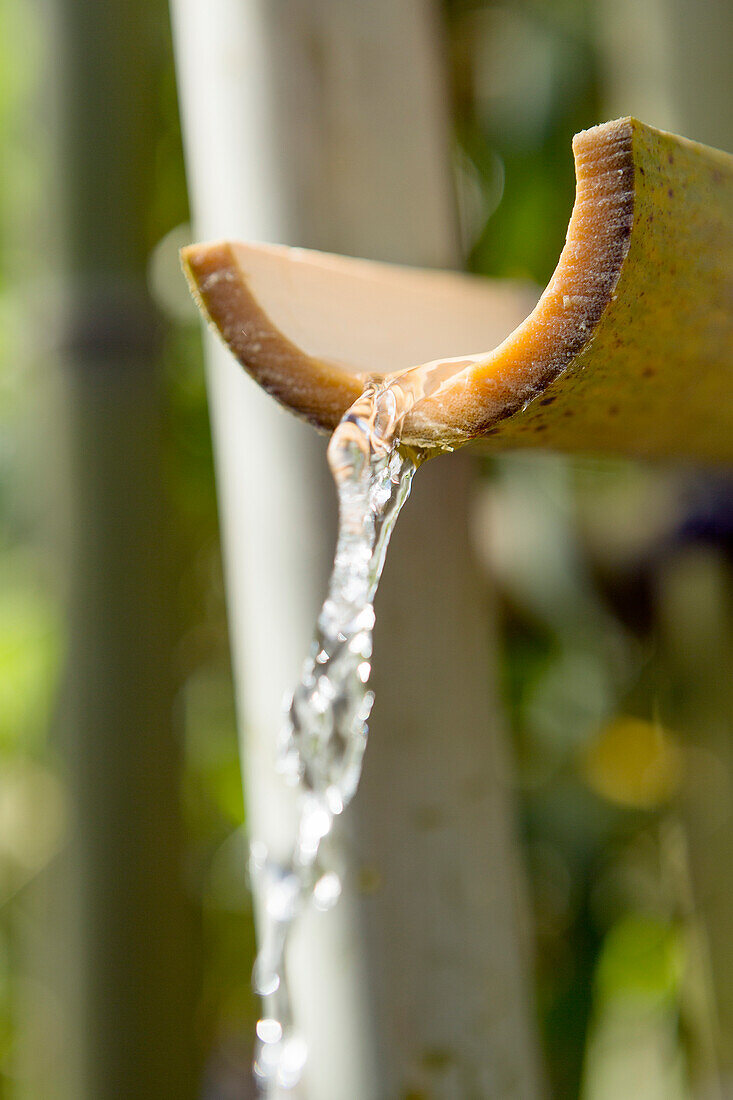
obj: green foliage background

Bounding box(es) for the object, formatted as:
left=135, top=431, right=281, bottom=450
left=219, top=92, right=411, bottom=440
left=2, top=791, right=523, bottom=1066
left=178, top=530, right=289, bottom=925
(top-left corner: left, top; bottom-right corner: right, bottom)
left=0, top=1, right=730, bottom=1096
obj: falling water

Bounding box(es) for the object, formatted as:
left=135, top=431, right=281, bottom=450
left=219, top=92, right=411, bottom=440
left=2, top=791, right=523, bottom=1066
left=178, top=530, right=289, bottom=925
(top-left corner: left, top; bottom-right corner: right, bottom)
left=249, top=357, right=472, bottom=1092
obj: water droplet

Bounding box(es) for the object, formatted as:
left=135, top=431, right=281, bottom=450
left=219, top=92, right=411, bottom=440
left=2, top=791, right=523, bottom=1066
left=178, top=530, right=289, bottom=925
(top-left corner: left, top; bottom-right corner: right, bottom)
left=266, top=873, right=301, bottom=922
left=358, top=690, right=375, bottom=722
left=357, top=660, right=371, bottom=683
left=252, top=958, right=279, bottom=997
left=278, top=1035, right=309, bottom=1089
left=249, top=839, right=268, bottom=872
left=299, top=799, right=333, bottom=860
left=326, top=786, right=344, bottom=815
left=256, top=1017, right=283, bottom=1044
left=253, top=1039, right=280, bottom=1080
left=313, top=872, right=342, bottom=911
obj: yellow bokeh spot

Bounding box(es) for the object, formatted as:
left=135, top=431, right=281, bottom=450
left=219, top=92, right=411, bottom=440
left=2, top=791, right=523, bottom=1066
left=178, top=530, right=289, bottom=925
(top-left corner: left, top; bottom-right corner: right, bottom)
left=582, top=716, right=682, bottom=809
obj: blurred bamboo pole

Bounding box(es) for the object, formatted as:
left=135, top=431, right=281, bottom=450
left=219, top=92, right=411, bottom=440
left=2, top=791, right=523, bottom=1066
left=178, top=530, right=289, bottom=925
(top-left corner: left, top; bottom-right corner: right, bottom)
left=23, top=2, right=199, bottom=1097
left=170, top=1, right=542, bottom=1097
left=597, top=1, right=733, bottom=1094
left=656, top=548, right=733, bottom=1096
left=598, top=0, right=733, bottom=152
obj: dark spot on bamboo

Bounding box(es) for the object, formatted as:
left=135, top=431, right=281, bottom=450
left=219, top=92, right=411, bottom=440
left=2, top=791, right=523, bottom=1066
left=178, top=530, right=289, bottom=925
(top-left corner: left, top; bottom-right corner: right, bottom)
left=421, top=1047, right=455, bottom=1072
left=642, top=367, right=656, bottom=378
left=414, top=806, right=445, bottom=831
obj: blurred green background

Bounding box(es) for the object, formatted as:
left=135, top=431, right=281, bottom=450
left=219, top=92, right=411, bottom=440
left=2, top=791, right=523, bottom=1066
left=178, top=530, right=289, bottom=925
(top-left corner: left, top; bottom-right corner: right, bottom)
left=0, top=0, right=731, bottom=1097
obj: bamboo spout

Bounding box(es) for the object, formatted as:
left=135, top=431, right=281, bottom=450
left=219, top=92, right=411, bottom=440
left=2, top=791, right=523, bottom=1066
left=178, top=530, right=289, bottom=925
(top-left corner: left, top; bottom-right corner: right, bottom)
left=183, top=117, right=733, bottom=463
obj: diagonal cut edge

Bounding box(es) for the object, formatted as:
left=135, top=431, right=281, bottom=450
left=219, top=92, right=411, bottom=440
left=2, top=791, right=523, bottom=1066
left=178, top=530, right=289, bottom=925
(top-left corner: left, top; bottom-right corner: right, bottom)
left=183, top=117, right=733, bottom=463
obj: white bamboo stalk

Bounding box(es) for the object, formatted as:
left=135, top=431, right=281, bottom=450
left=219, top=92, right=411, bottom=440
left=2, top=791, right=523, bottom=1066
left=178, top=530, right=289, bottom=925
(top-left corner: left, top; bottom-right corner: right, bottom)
left=170, top=2, right=541, bottom=1096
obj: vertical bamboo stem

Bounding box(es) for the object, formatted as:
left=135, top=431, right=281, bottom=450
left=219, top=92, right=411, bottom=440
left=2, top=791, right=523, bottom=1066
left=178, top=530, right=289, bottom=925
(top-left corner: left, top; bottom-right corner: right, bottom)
left=171, top=2, right=541, bottom=1096
left=28, top=2, right=199, bottom=1096
left=597, top=2, right=733, bottom=1091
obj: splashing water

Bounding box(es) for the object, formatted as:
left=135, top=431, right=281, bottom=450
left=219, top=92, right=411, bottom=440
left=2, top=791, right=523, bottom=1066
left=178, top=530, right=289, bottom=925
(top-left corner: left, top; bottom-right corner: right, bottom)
left=250, top=359, right=468, bottom=1092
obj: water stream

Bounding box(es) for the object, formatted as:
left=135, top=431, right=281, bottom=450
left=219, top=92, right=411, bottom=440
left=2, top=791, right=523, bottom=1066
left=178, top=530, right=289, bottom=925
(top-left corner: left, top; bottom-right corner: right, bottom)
left=249, top=359, right=469, bottom=1092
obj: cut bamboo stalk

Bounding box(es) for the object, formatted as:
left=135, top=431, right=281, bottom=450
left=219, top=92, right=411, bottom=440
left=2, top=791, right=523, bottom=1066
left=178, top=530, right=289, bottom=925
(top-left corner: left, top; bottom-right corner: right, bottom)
left=184, top=117, right=733, bottom=464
